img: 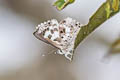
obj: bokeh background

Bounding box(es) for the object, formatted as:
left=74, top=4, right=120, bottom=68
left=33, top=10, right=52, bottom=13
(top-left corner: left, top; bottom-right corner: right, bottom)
left=0, top=0, right=120, bottom=80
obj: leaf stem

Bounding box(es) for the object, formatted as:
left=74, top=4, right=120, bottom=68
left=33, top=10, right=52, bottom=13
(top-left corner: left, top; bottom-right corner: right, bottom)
left=74, top=0, right=120, bottom=49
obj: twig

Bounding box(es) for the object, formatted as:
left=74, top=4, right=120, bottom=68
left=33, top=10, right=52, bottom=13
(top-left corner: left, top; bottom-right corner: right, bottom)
left=74, top=0, right=120, bottom=49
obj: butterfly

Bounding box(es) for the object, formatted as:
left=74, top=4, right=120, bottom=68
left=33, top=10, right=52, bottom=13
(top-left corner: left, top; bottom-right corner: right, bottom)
left=33, top=17, right=81, bottom=61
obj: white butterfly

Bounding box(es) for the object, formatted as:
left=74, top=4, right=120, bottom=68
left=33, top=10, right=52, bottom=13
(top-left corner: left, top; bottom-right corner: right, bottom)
left=33, top=17, right=81, bottom=61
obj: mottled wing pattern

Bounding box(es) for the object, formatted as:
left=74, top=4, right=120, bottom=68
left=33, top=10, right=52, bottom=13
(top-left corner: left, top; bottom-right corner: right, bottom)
left=33, top=19, right=61, bottom=48
left=33, top=17, right=81, bottom=61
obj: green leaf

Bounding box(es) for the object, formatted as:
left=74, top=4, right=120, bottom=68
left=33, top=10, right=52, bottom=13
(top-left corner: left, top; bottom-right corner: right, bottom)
left=53, top=0, right=120, bottom=60
left=53, top=0, right=75, bottom=10
left=74, top=0, right=120, bottom=49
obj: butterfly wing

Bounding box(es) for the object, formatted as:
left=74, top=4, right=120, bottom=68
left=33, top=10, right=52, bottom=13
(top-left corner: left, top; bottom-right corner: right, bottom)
left=33, top=17, right=82, bottom=61
left=33, top=19, right=62, bottom=49
left=33, top=29, right=50, bottom=44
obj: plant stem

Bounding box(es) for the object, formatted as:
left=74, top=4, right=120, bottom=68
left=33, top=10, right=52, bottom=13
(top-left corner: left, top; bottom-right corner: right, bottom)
left=74, top=0, right=120, bottom=49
